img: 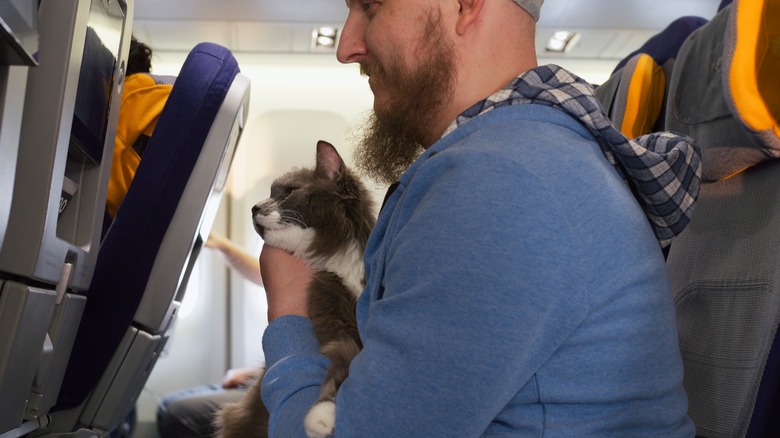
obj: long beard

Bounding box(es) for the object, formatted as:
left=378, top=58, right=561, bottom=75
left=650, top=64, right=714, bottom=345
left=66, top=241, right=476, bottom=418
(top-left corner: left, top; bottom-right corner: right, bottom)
left=353, top=12, right=456, bottom=186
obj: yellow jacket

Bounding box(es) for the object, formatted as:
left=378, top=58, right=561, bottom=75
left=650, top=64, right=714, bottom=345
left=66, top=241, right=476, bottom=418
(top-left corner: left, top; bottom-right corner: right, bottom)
left=106, top=73, right=173, bottom=217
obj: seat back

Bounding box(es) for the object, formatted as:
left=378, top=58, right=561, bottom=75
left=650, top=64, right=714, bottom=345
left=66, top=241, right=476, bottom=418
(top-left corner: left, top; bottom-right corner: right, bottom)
left=0, top=67, right=29, bottom=252
left=44, top=42, right=249, bottom=433
left=665, top=0, right=780, bottom=436
left=611, top=16, right=708, bottom=75
left=667, top=160, right=780, bottom=437
left=595, top=16, right=707, bottom=139
left=1, top=1, right=132, bottom=434
left=0, top=70, right=31, bottom=430
left=595, top=53, right=666, bottom=138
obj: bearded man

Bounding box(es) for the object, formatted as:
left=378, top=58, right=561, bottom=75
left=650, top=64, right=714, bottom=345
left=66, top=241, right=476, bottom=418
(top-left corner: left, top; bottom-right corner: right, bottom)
left=258, top=0, right=698, bottom=436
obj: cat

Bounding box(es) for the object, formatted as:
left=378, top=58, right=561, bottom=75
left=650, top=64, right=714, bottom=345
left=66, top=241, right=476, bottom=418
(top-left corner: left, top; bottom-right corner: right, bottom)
left=214, top=140, right=376, bottom=438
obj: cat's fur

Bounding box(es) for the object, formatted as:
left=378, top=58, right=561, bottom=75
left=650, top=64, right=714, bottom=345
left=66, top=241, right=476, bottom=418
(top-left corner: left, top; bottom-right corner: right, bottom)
left=213, top=140, right=375, bottom=438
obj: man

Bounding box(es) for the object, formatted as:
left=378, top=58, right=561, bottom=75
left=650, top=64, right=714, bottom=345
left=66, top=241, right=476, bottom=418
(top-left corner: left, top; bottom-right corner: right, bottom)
left=259, top=0, right=697, bottom=436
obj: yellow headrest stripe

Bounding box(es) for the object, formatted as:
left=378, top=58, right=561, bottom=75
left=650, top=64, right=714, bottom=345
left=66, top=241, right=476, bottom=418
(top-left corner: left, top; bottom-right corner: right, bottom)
left=729, top=0, right=780, bottom=138
left=621, top=54, right=665, bottom=139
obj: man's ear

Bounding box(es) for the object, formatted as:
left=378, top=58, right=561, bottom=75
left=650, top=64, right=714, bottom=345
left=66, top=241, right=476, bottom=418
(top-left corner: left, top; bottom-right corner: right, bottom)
left=456, top=0, right=486, bottom=36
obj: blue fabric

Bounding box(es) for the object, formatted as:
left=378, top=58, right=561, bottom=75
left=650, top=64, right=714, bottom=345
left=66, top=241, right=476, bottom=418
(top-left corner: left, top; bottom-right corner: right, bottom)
left=55, top=43, right=240, bottom=409
left=447, top=65, right=701, bottom=248
left=747, top=325, right=780, bottom=437
left=262, top=104, right=694, bottom=437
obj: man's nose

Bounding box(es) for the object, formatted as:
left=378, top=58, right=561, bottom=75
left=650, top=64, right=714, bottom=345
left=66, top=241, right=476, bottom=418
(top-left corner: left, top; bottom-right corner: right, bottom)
left=336, top=12, right=367, bottom=64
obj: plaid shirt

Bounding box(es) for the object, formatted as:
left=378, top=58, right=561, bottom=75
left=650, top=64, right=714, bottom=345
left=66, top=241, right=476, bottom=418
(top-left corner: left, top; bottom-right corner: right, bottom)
left=443, top=64, right=702, bottom=249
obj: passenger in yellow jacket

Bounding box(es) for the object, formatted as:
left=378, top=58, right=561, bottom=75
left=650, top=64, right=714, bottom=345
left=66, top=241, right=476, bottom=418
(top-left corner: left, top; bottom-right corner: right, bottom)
left=106, top=38, right=172, bottom=217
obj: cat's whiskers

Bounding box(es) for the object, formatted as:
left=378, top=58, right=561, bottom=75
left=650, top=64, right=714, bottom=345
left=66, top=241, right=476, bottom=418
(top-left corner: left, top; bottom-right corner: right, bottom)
left=279, top=209, right=308, bottom=228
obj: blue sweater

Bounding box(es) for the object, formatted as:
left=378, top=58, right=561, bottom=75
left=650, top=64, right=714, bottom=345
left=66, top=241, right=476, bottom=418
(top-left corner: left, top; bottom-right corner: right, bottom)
left=262, top=104, right=694, bottom=437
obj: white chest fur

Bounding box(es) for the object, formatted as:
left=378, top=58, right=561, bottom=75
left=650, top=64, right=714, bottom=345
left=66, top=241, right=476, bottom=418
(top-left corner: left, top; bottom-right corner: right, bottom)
left=265, top=225, right=364, bottom=297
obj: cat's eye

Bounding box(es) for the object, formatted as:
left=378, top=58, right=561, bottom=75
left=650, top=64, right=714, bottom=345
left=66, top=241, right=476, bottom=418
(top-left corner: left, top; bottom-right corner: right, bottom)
left=282, top=187, right=298, bottom=199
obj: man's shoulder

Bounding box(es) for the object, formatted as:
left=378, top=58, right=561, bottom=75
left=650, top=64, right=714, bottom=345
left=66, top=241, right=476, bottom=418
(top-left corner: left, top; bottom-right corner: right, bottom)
left=439, top=104, right=603, bottom=175
left=447, top=104, right=596, bottom=153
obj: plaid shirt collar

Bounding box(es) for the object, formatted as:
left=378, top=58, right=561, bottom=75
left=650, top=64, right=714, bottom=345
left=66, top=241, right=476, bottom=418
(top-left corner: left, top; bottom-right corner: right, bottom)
left=443, top=64, right=702, bottom=249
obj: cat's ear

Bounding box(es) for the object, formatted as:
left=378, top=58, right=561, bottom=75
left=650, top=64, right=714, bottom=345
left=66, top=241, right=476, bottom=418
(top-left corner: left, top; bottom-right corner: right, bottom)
left=316, top=140, right=345, bottom=183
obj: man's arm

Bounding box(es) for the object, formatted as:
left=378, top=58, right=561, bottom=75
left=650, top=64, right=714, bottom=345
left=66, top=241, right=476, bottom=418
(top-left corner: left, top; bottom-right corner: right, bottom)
left=259, top=245, right=322, bottom=436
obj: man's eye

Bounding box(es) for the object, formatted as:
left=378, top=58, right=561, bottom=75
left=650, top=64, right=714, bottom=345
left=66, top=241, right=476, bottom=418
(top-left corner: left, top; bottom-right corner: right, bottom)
left=362, top=1, right=377, bottom=13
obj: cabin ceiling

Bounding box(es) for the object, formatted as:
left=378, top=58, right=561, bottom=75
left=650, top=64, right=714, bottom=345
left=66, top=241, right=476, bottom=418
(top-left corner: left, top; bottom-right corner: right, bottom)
left=132, top=0, right=723, bottom=61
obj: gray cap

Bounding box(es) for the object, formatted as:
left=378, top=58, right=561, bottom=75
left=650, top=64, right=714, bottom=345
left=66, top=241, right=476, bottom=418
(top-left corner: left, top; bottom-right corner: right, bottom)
left=513, top=0, right=543, bottom=22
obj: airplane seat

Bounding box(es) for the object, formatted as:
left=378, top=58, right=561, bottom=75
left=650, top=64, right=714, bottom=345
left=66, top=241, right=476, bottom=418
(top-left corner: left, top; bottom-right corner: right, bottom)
left=594, top=53, right=666, bottom=139
left=664, top=0, right=780, bottom=436
left=664, top=0, right=779, bottom=183
left=2, top=0, right=129, bottom=435
left=595, top=16, right=707, bottom=138
left=610, top=16, right=709, bottom=75
left=104, top=71, right=176, bottom=223
left=0, top=67, right=31, bottom=252
left=36, top=42, right=250, bottom=435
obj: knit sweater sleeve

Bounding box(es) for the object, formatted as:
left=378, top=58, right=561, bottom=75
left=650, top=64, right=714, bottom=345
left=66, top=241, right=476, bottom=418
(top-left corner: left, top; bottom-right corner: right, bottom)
left=261, top=316, right=324, bottom=437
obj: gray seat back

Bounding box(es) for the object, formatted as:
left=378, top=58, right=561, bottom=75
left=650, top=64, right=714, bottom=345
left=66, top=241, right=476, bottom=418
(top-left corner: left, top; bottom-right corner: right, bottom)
left=665, top=1, right=780, bottom=436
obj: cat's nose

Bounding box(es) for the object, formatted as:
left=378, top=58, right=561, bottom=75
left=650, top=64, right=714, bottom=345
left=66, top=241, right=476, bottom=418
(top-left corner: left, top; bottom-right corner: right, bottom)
left=251, top=205, right=260, bottom=215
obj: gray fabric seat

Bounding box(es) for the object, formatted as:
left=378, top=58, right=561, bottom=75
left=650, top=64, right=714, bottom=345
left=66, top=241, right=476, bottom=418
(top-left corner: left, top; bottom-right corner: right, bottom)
left=665, top=0, right=780, bottom=436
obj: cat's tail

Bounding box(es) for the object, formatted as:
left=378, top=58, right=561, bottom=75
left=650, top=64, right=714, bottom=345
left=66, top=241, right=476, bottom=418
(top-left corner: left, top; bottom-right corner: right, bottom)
left=213, top=369, right=269, bottom=438
left=304, top=336, right=361, bottom=438
left=320, top=336, right=361, bottom=398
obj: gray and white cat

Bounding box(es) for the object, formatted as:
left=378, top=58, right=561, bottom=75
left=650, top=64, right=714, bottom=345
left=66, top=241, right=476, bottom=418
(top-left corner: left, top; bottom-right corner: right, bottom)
left=214, top=140, right=375, bottom=438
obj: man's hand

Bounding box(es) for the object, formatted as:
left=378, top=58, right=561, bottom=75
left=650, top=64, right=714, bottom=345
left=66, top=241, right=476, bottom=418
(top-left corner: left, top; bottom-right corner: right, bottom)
left=259, top=244, right=313, bottom=321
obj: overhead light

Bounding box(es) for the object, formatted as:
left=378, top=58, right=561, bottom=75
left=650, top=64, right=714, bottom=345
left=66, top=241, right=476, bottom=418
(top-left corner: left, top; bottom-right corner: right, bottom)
left=312, top=26, right=339, bottom=51
left=546, top=30, right=580, bottom=53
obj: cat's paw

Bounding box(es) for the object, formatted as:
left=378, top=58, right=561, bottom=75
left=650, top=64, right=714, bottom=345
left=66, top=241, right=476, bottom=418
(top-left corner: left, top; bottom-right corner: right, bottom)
left=304, top=400, right=336, bottom=438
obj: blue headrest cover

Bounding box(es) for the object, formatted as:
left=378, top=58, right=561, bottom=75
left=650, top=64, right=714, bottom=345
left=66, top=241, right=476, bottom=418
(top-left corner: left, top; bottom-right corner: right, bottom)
left=612, top=16, right=708, bottom=74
